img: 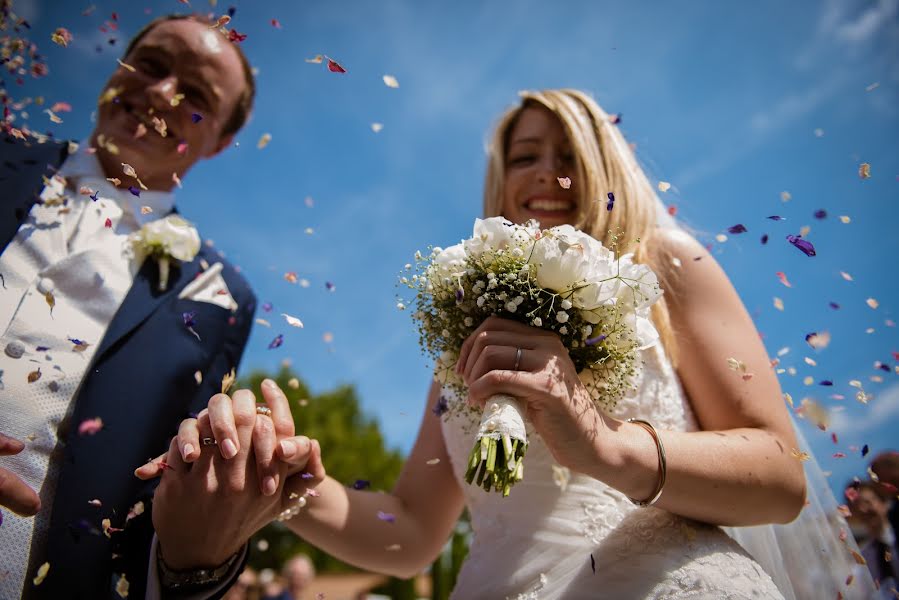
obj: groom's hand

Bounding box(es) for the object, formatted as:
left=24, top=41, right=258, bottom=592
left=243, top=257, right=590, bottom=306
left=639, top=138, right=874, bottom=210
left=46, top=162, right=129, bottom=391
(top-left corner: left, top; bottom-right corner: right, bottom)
left=0, top=432, right=41, bottom=516
left=145, top=381, right=322, bottom=569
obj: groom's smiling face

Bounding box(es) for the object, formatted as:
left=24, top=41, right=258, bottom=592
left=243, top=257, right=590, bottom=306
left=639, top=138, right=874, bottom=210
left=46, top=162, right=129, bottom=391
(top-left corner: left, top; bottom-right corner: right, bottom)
left=92, top=18, right=247, bottom=190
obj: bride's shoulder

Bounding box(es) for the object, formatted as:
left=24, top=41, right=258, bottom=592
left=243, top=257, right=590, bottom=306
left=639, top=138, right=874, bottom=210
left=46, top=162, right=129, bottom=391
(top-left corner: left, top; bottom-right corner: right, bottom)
left=644, top=228, right=736, bottom=309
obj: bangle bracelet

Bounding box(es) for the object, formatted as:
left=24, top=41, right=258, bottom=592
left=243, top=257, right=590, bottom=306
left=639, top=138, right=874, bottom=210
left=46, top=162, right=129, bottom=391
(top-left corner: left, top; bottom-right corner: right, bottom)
left=626, top=418, right=667, bottom=507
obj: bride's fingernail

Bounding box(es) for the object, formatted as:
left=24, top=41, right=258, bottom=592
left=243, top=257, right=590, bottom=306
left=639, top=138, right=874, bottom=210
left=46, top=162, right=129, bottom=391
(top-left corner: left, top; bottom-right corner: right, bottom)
left=280, top=440, right=296, bottom=458
left=182, top=443, right=194, bottom=460
left=263, top=379, right=277, bottom=389
left=221, top=439, right=238, bottom=459
left=263, top=475, right=277, bottom=496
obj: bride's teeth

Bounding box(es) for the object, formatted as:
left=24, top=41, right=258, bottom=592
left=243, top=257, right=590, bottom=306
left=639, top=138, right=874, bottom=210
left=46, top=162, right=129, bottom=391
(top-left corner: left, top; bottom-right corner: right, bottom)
left=528, top=199, right=573, bottom=212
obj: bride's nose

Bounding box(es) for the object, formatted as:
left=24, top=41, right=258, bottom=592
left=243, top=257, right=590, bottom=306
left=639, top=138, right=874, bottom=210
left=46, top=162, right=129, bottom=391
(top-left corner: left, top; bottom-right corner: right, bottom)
left=535, top=152, right=565, bottom=183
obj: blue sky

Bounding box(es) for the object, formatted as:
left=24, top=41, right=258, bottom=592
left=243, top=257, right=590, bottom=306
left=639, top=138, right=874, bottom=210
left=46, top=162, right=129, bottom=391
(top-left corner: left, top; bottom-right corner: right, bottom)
left=10, top=0, right=898, bottom=500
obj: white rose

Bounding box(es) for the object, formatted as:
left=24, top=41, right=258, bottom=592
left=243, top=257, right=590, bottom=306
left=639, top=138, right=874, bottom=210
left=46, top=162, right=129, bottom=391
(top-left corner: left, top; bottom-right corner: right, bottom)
left=140, top=214, right=201, bottom=261
left=615, top=254, right=663, bottom=310
left=429, top=243, right=467, bottom=282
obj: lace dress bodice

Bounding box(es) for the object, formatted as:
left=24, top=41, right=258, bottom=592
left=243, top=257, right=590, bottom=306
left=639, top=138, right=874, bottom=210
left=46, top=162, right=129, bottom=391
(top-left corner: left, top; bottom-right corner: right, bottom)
left=440, top=343, right=784, bottom=599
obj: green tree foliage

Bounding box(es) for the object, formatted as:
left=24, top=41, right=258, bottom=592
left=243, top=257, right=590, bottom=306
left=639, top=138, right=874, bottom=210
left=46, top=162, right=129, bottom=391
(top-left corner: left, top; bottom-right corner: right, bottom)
left=239, top=365, right=405, bottom=573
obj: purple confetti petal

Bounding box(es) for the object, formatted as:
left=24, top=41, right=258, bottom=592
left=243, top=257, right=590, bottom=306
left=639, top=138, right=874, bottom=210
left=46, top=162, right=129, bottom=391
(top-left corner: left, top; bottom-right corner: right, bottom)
left=455, top=288, right=464, bottom=303
left=760, top=234, right=769, bottom=245
left=813, top=210, right=827, bottom=219
left=182, top=311, right=197, bottom=328
left=90, top=191, right=99, bottom=202
left=786, top=234, right=816, bottom=257
left=727, top=224, right=747, bottom=234
left=35, top=346, right=50, bottom=352
left=268, top=334, right=284, bottom=349
left=585, top=334, right=607, bottom=346
left=262, top=302, right=273, bottom=313
left=127, top=186, right=140, bottom=197
left=876, top=362, right=891, bottom=372
left=767, top=215, right=786, bottom=221
left=376, top=511, right=396, bottom=523
left=191, top=113, right=203, bottom=123
left=819, top=380, right=833, bottom=386
left=301, top=472, right=315, bottom=480
left=828, top=302, right=840, bottom=310
left=352, top=479, right=370, bottom=490
left=325, top=281, right=336, bottom=292
left=606, top=192, right=615, bottom=212
left=432, top=396, right=449, bottom=416
left=590, top=553, right=595, bottom=574
left=862, top=444, right=869, bottom=457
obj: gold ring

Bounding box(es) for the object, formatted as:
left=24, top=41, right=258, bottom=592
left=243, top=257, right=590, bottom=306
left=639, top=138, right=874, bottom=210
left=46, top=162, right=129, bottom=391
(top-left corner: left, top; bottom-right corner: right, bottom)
left=513, top=347, right=523, bottom=371
left=255, top=405, right=273, bottom=417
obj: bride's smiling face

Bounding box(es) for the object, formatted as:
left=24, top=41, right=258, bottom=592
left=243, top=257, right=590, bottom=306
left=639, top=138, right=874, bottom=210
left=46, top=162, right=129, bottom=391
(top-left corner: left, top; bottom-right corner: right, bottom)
left=502, top=105, right=579, bottom=229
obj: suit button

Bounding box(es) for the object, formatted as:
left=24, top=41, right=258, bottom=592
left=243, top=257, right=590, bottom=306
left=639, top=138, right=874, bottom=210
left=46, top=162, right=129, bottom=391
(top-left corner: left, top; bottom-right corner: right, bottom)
left=37, top=277, right=54, bottom=294
left=5, top=340, right=25, bottom=358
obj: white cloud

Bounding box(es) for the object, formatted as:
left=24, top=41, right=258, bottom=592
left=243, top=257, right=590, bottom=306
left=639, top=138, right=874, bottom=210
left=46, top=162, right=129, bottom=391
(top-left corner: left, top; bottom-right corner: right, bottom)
left=829, top=381, right=899, bottom=436
left=835, top=0, right=898, bottom=43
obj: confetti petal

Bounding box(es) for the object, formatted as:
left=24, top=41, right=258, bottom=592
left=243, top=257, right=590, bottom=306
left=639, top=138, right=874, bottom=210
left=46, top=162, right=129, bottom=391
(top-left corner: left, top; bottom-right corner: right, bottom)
left=866, top=298, right=879, bottom=309
left=327, top=58, right=347, bottom=73
left=786, top=235, right=816, bottom=257
left=775, top=272, right=792, bottom=287
left=382, top=74, right=399, bottom=88
left=257, top=133, right=272, bottom=149
left=657, top=181, right=671, bottom=192
left=78, top=417, right=104, bottom=436
left=282, top=313, right=304, bottom=328
left=727, top=224, right=747, bottom=234
left=268, top=334, right=284, bottom=349
left=557, top=177, right=571, bottom=189
left=33, top=562, right=50, bottom=585
left=858, top=163, right=871, bottom=179
left=371, top=122, right=384, bottom=133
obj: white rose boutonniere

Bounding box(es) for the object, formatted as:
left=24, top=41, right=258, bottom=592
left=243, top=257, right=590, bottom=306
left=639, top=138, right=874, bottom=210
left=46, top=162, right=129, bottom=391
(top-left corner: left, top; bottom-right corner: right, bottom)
left=127, top=214, right=201, bottom=291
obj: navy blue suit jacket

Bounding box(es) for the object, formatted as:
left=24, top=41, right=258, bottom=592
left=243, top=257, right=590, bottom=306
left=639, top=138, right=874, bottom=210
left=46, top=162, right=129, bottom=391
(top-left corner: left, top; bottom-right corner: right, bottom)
left=1, top=134, right=256, bottom=599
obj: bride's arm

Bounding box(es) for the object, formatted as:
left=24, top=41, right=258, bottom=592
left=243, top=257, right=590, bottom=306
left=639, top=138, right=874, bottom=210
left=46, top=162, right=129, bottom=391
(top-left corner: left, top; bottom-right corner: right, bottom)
left=282, top=380, right=465, bottom=578
left=593, top=228, right=806, bottom=526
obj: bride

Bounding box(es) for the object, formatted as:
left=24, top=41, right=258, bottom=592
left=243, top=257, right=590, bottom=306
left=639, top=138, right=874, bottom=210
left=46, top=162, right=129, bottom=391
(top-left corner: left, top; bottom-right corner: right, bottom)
left=142, top=89, right=876, bottom=599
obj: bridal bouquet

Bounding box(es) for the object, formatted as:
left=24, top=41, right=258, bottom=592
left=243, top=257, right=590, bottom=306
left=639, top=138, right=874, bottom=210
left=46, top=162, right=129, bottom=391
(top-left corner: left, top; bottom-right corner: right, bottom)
left=403, top=217, right=662, bottom=496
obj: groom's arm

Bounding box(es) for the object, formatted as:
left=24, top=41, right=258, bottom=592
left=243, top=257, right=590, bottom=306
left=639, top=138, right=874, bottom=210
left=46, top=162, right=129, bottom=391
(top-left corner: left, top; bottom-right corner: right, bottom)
left=143, top=278, right=256, bottom=599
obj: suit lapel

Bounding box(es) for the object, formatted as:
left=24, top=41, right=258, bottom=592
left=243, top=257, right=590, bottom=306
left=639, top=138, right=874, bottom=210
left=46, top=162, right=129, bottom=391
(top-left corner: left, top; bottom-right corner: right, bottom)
left=94, top=253, right=204, bottom=359
left=0, top=135, right=70, bottom=253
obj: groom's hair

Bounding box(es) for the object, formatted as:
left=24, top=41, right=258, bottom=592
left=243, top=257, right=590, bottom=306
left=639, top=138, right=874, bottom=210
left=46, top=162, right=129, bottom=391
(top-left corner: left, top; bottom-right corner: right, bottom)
left=122, top=14, right=256, bottom=138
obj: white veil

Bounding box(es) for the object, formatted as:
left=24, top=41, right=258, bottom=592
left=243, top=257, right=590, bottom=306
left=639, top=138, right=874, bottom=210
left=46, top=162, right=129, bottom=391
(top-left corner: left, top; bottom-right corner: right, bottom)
left=653, top=198, right=878, bottom=599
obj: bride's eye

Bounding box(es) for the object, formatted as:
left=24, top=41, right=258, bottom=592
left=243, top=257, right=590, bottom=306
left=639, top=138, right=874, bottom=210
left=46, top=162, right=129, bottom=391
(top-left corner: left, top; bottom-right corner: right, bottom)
left=507, top=154, right=535, bottom=167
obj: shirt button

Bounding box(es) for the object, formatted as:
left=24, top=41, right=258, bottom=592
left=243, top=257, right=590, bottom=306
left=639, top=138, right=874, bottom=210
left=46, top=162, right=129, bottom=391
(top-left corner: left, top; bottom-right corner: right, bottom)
left=37, top=277, right=54, bottom=294
left=5, top=340, right=25, bottom=359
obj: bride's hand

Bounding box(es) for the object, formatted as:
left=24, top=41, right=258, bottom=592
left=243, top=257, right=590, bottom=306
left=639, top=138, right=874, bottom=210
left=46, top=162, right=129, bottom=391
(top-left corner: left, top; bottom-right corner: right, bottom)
left=456, top=316, right=619, bottom=474
left=135, top=379, right=326, bottom=569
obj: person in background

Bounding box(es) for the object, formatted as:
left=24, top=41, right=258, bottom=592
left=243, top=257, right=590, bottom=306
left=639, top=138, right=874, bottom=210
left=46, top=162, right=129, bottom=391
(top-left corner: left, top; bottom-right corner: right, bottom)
left=847, top=480, right=898, bottom=597
left=224, top=567, right=262, bottom=600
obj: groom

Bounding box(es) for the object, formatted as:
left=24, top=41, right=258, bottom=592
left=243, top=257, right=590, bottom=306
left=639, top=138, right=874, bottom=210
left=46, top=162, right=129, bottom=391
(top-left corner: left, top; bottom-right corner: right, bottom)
left=0, top=15, right=257, bottom=599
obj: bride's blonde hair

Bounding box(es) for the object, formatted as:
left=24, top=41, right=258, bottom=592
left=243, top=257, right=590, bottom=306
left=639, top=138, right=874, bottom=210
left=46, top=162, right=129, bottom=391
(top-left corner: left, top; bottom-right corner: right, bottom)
left=483, top=88, right=678, bottom=366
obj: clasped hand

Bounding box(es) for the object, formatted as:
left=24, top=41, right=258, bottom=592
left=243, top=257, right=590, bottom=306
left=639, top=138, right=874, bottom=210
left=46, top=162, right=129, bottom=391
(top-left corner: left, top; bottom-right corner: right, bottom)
left=135, top=379, right=325, bottom=569
left=456, top=316, right=619, bottom=475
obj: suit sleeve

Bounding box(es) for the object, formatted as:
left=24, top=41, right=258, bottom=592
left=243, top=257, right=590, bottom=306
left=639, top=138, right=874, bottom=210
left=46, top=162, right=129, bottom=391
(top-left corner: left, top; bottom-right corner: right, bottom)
left=139, top=279, right=257, bottom=599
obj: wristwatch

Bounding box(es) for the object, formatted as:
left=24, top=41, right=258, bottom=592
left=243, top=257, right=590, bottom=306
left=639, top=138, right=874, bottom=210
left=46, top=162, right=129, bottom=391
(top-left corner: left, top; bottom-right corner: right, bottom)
left=156, top=543, right=241, bottom=590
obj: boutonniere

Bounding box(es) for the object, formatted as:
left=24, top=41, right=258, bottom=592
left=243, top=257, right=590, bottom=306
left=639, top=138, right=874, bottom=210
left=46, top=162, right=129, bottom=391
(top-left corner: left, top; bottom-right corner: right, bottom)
left=127, top=214, right=201, bottom=291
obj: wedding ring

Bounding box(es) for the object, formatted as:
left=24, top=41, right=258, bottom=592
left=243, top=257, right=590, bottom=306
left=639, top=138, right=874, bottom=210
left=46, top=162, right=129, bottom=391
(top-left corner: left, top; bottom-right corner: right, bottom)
left=201, top=437, right=217, bottom=447
left=255, top=405, right=273, bottom=417
left=513, top=347, right=523, bottom=371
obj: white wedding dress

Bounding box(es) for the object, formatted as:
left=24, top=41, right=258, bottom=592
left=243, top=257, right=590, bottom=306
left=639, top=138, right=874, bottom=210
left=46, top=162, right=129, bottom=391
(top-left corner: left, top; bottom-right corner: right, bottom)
left=440, top=342, right=786, bottom=600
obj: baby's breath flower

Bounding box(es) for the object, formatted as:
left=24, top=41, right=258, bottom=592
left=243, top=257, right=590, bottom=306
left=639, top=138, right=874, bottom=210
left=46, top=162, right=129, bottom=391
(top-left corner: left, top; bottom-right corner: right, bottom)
left=505, top=301, right=518, bottom=313
left=561, top=299, right=573, bottom=310
left=556, top=311, right=569, bottom=324
left=532, top=317, right=543, bottom=327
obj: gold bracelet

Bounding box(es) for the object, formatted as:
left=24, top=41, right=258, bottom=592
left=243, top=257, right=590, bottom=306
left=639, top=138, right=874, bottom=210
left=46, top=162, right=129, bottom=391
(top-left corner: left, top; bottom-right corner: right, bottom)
left=626, top=418, right=667, bottom=507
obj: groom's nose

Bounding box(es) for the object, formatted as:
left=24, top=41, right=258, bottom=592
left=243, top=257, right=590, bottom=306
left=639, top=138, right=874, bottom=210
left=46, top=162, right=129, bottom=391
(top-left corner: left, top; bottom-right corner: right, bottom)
left=146, top=75, right=179, bottom=111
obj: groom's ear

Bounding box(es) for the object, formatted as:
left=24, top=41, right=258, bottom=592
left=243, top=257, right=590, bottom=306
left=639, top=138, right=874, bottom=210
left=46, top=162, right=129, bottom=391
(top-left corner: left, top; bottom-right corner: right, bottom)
left=207, top=132, right=235, bottom=158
